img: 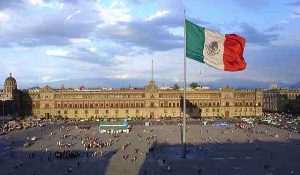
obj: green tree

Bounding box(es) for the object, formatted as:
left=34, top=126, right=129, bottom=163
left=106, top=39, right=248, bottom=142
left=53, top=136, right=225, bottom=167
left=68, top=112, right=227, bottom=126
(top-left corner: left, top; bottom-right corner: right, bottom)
left=173, top=84, right=180, bottom=90
left=190, top=82, right=199, bottom=89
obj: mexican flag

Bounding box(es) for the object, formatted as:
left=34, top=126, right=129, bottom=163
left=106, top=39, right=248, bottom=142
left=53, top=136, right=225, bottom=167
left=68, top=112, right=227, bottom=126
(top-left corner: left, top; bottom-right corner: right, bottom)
left=185, top=19, right=246, bottom=71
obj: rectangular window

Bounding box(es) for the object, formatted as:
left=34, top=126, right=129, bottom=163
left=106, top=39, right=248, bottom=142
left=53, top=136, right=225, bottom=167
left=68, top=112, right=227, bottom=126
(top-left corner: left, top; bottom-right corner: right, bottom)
left=85, top=110, right=88, bottom=114
left=126, top=110, right=129, bottom=114
left=106, top=110, right=109, bottom=114
left=64, top=110, right=67, bottom=114
left=75, top=110, right=78, bottom=114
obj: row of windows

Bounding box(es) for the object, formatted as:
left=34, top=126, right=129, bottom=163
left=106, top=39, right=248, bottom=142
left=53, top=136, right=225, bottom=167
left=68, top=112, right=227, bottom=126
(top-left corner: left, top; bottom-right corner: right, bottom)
left=58, top=109, right=140, bottom=115
left=234, top=108, right=254, bottom=112
left=159, top=94, right=221, bottom=99
left=43, top=101, right=261, bottom=109
left=234, top=94, right=255, bottom=98
left=234, top=101, right=255, bottom=106
left=54, top=94, right=145, bottom=99
left=54, top=102, right=145, bottom=109
left=57, top=108, right=225, bottom=115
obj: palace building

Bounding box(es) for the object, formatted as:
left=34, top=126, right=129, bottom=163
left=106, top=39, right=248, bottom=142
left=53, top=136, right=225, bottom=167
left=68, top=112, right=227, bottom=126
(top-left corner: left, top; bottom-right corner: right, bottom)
left=263, top=87, right=300, bottom=114
left=1, top=74, right=263, bottom=119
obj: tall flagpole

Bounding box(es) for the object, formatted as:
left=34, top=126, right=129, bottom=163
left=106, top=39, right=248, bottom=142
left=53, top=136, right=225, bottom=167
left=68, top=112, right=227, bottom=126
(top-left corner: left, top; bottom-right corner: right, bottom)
left=152, top=59, right=154, bottom=81
left=182, top=10, right=187, bottom=158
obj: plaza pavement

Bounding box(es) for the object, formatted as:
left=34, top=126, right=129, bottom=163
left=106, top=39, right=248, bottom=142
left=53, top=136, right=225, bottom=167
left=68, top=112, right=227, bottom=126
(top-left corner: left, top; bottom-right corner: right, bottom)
left=0, top=121, right=300, bottom=175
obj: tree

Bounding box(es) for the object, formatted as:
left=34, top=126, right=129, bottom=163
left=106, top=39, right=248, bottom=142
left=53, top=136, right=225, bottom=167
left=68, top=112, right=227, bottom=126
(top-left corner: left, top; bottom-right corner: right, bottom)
left=173, top=84, right=180, bottom=90
left=190, top=82, right=199, bottom=89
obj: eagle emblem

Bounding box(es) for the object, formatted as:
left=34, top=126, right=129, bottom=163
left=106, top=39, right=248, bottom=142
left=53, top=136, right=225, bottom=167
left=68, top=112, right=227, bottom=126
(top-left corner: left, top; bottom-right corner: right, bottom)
left=206, top=41, right=220, bottom=56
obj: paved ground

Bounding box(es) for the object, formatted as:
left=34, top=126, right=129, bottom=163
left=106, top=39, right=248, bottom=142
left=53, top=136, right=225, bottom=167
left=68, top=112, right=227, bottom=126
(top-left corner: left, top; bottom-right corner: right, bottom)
left=0, top=121, right=300, bottom=175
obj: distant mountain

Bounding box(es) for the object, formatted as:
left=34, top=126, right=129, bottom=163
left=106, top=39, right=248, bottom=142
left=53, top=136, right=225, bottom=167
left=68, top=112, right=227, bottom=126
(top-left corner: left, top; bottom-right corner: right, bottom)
left=290, top=82, right=300, bottom=89
left=19, top=77, right=294, bottom=90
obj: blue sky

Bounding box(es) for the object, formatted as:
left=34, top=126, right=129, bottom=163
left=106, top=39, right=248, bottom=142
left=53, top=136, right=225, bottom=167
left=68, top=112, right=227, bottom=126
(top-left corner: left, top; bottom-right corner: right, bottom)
left=0, top=0, right=300, bottom=89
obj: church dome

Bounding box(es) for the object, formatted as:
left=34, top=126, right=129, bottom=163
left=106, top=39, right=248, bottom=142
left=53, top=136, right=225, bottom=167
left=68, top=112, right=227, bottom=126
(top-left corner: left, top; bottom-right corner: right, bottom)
left=4, top=73, right=17, bottom=86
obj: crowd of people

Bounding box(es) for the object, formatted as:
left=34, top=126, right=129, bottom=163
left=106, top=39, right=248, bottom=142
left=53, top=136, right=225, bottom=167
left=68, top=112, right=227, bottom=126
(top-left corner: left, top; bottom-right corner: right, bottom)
left=0, top=118, right=49, bottom=134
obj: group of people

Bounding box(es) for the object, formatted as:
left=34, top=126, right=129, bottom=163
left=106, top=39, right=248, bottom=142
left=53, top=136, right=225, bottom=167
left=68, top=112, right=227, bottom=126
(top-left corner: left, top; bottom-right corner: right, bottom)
left=0, top=118, right=49, bottom=134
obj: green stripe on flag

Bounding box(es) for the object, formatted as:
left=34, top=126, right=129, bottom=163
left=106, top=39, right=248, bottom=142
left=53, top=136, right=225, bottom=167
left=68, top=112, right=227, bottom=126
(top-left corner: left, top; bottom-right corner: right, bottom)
left=185, top=19, right=205, bottom=63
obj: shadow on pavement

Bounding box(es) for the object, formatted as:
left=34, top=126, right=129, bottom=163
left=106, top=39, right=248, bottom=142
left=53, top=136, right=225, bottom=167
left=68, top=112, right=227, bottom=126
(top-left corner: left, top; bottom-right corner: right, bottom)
left=138, top=139, right=300, bottom=175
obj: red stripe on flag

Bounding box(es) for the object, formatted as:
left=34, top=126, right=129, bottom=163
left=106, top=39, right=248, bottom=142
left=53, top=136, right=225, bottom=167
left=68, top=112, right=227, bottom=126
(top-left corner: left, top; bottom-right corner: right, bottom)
left=223, top=34, right=246, bottom=71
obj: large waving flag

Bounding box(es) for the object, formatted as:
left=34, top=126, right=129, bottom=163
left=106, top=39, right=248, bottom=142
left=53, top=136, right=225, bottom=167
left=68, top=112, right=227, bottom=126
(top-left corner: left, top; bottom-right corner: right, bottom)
left=185, top=19, right=246, bottom=71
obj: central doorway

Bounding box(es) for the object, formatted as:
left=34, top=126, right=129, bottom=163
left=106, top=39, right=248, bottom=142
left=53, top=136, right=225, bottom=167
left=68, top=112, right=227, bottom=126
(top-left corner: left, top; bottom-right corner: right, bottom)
left=225, top=111, right=229, bottom=118
left=150, top=112, right=154, bottom=119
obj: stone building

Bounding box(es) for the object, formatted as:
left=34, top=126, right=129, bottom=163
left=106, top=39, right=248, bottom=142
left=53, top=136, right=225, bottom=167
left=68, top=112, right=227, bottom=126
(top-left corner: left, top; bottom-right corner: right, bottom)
left=0, top=73, right=21, bottom=117
left=263, top=88, right=300, bottom=114
left=2, top=74, right=263, bottom=119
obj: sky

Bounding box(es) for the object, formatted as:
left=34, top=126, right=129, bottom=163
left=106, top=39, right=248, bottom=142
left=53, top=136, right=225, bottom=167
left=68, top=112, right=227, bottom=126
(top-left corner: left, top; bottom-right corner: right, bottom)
left=0, top=0, right=300, bottom=89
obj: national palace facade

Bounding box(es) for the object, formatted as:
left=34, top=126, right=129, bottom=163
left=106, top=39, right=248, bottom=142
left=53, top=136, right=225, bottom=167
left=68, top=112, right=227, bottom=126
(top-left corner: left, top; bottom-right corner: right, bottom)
left=1, top=74, right=263, bottom=119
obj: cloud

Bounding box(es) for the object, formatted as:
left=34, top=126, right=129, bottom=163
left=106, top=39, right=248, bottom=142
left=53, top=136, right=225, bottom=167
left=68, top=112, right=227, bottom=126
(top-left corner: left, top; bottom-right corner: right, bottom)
left=46, top=49, right=69, bottom=57
left=228, top=0, right=269, bottom=10
left=69, top=38, right=91, bottom=44
left=146, top=10, right=169, bottom=21
left=290, top=12, right=300, bottom=19
left=94, top=3, right=188, bottom=52
left=66, top=9, right=81, bottom=21
left=95, top=20, right=183, bottom=51
left=239, top=23, right=279, bottom=45
left=97, top=1, right=132, bottom=28
left=0, top=0, right=24, bottom=10
left=287, top=0, right=300, bottom=6
left=0, top=11, right=10, bottom=22
left=265, top=20, right=288, bottom=32
left=113, top=74, right=135, bottom=80
left=28, top=0, right=64, bottom=9
left=44, top=46, right=117, bottom=65
left=0, top=2, right=99, bottom=47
